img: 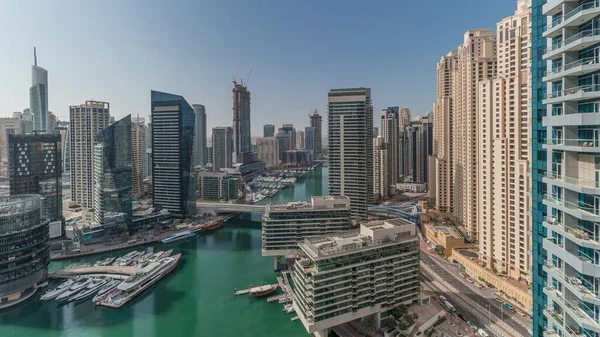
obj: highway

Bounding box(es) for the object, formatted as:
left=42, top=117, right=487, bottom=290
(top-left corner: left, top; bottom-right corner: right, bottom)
left=421, top=252, right=530, bottom=337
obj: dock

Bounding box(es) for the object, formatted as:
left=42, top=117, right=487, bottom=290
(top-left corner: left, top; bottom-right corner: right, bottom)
left=267, top=294, right=287, bottom=302
left=234, top=288, right=250, bottom=296
left=234, top=283, right=278, bottom=296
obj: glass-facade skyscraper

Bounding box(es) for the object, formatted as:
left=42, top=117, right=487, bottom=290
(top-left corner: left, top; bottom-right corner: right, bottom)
left=151, top=90, right=196, bottom=218
left=192, top=104, right=207, bottom=167
left=29, top=48, right=48, bottom=133
left=93, top=115, right=132, bottom=233
left=8, top=134, right=62, bottom=222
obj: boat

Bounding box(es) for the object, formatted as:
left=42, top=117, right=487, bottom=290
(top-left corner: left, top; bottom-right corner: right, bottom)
left=201, top=219, right=224, bottom=232
left=40, top=279, right=77, bottom=300
left=71, top=278, right=109, bottom=301
left=55, top=278, right=93, bottom=301
left=249, top=284, right=278, bottom=297
left=164, top=249, right=173, bottom=257
left=92, top=280, right=121, bottom=302
left=95, top=257, right=115, bottom=266
left=284, top=303, right=295, bottom=313
left=98, top=254, right=182, bottom=308
left=114, top=251, right=142, bottom=266
left=161, top=230, right=195, bottom=244
left=278, top=297, right=292, bottom=304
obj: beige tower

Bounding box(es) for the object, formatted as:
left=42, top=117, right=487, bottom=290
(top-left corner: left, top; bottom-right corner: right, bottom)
left=453, top=29, right=497, bottom=239
left=431, top=53, right=458, bottom=213
left=256, top=137, right=279, bottom=168
left=373, top=136, right=390, bottom=200
left=478, top=0, right=531, bottom=283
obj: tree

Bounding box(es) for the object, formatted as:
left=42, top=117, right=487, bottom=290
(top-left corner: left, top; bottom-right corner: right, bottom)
left=434, top=245, right=445, bottom=256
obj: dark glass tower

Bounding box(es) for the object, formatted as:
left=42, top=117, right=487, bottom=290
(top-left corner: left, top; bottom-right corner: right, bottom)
left=151, top=91, right=196, bottom=218
left=93, top=115, right=132, bottom=232
left=8, top=133, right=62, bottom=222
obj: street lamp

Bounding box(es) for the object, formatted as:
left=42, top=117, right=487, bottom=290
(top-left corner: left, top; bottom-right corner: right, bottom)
left=486, top=304, right=491, bottom=324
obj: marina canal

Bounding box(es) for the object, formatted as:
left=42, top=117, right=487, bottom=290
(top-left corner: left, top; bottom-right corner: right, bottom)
left=0, top=166, right=328, bottom=337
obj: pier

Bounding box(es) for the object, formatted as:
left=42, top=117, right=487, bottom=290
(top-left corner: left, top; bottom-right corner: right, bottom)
left=234, top=284, right=278, bottom=296
left=50, top=265, right=138, bottom=279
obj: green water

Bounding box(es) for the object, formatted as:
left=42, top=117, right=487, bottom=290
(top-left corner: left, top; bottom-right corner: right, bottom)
left=0, top=166, right=328, bottom=337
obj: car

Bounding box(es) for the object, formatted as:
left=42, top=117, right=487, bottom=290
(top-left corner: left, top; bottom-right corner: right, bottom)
left=460, top=272, right=467, bottom=278
left=474, top=282, right=482, bottom=288
left=494, top=297, right=504, bottom=303
left=477, top=328, right=489, bottom=337
left=515, top=309, right=527, bottom=317
left=439, top=295, right=447, bottom=302
left=467, top=277, right=475, bottom=283
left=504, top=303, right=514, bottom=310
left=467, top=321, right=477, bottom=331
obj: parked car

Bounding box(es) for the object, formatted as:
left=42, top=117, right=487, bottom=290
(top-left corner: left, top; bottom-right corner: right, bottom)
left=439, top=295, right=447, bottom=302
left=467, top=277, right=475, bottom=283
left=494, top=297, right=504, bottom=303
left=460, top=272, right=467, bottom=278
left=504, top=303, right=514, bottom=310
left=516, top=309, right=527, bottom=317
left=474, top=282, right=483, bottom=288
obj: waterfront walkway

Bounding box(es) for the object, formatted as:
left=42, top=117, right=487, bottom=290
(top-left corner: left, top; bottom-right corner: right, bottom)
left=50, top=265, right=138, bottom=279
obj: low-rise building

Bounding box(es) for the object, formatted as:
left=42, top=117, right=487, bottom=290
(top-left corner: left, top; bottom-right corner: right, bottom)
left=197, top=171, right=241, bottom=201
left=262, top=196, right=351, bottom=256
left=291, top=218, right=420, bottom=336
left=422, top=223, right=472, bottom=256
left=395, top=182, right=427, bottom=193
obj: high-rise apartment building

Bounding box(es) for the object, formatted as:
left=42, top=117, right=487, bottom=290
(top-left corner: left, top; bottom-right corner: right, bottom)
left=399, top=126, right=411, bottom=178
left=131, top=117, right=146, bottom=197
left=295, top=130, right=304, bottom=149
left=279, top=124, right=296, bottom=150
left=430, top=52, right=458, bottom=212
left=212, top=127, right=233, bottom=171
left=232, top=82, right=251, bottom=163
left=151, top=91, right=195, bottom=218
left=192, top=104, right=207, bottom=167
left=48, top=112, right=56, bottom=135
left=309, top=110, right=322, bottom=156
left=256, top=137, right=278, bottom=168
left=453, top=29, right=497, bottom=238
left=533, top=0, right=600, bottom=335
left=478, top=0, right=531, bottom=284
left=304, top=126, right=316, bottom=155
left=70, top=101, right=110, bottom=208
left=145, top=118, right=152, bottom=178
left=399, top=108, right=411, bottom=127
left=0, top=118, right=28, bottom=177
left=55, top=125, right=70, bottom=173
left=328, top=88, right=373, bottom=221
left=0, top=195, right=49, bottom=310
left=197, top=171, right=240, bottom=201
left=93, top=115, right=132, bottom=231
left=408, top=113, right=433, bottom=183
left=373, top=136, right=390, bottom=199
left=291, top=219, right=420, bottom=336
left=276, top=132, right=290, bottom=163
left=8, top=134, right=62, bottom=222
left=381, top=107, right=399, bottom=185
left=261, top=196, right=351, bottom=256
left=29, top=48, right=49, bottom=133
left=373, top=126, right=379, bottom=137
left=263, top=124, right=275, bottom=137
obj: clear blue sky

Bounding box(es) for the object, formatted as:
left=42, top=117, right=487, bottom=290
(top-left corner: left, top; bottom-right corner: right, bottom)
left=0, top=0, right=516, bottom=136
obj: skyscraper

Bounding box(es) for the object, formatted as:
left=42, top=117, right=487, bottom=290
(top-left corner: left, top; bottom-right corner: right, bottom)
left=232, top=82, right=251, bottom=163
left=295, top=130, right=304, bottom=149
left=430, top=52, right=458, bottom=213
left=70, top=101, right=110, bottom=208
left=373, top=136, right=390, bottom=199
left=276, top=132, right=289, bottom=163
left=151, top=91, right=195, bottom=218
left=304, top=126, right=316, bottom=155
left=192, top=104, right=207, bottom=166
left=93, top=115, right=132, bottom=231
left=256, top=137, right=278, bottom=168
left=131, top=116, right=146, bottom=197
left=453, top=29, right=497, bottom=238
left=212, top=127, right=233, bottom=171
left=381, top=107, right=399, bottom=185
left=0, top=118, right=27, bottom=178
left=309, top=110, right=322, bottom=156
left=478, top=0, right=531, bottom=287
left=263, top=124, right=275, bottom=137
left=29, top=48, right=49, bottom=133
left=328, top=88, right=373, bottom=221
left=408, top=113, right=433, bottom=183
left=279, top=124, right=296, bottom=150
left=55, top=125, right=70, bottom=173
left=8, top=133, right=62, bottom=222
left=399, top=126, right=411, bottom=178
left=399, top=108, right=411, bottom=127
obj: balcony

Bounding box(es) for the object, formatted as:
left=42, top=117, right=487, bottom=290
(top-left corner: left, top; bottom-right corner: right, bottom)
left=543, top=84, right=600, bottom=105
left=542, top=195, right=600, bottom=222
left=555, top=295, right=600, bottom=333
left=542, top=0, right=564, bottom=16
left=542, top=137, right=600, bottom=153
left=543, top=172, right=600, bottom=195
left=543, top=111, right=600, bottom=127
left=544, top=216, right=600, bottom=250
left=544, top=29, right=600, bottom=60
left=544, top=1, right=600, bottom=38
left=543, top=57, right=600, bottom=82
left=544, top=263, right=600, bottom=306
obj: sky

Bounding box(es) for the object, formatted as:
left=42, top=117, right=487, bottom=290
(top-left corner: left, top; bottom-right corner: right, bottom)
left=0, top=0, right=516, bottom=137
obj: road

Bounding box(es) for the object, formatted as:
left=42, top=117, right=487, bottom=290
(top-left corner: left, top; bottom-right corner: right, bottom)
left=421, top=252, right=531, bottom=336
left=420, top=272, right=492, bottom=337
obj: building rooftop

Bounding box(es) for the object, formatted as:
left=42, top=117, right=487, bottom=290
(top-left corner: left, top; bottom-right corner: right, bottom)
left=430, top=224, right=464, bottom=239
left=299, top=218, right=416, bottom=259
left=266, top=195, right=350, bottom=212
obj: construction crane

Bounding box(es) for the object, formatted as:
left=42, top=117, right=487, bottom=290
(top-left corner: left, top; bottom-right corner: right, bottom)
left=245, top=67, right=253, bottom=87
left=233, top=62, right=241, bottom=85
